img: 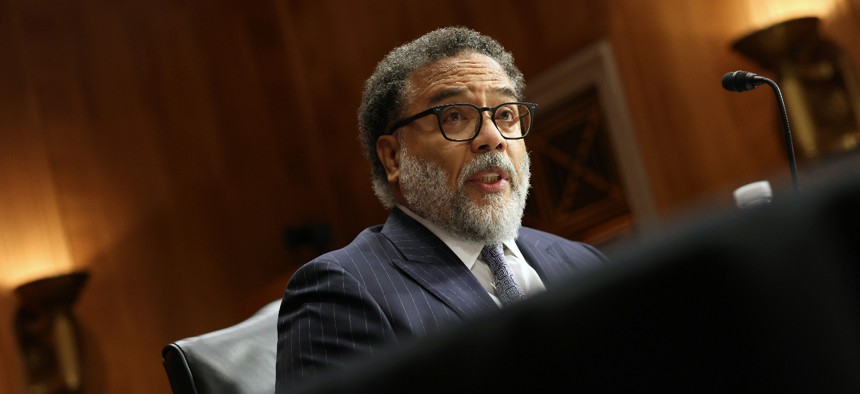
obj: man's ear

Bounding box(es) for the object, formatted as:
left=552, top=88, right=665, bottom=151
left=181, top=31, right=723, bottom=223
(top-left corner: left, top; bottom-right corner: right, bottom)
left=376, top=134, right=401, bottom=184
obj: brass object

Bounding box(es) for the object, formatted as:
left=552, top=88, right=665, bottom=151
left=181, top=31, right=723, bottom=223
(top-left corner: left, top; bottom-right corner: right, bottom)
left=14, top=271, right=89, bottom=394
left=732, top=17, right=860, bottom=160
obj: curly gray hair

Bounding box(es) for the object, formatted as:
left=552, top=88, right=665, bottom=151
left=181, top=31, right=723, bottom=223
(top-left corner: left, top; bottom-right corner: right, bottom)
left=358, top=26, right=525, bottom=208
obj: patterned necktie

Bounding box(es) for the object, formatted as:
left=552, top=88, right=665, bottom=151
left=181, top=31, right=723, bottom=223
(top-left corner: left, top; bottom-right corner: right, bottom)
left=480, top=244, right=527, bottom=305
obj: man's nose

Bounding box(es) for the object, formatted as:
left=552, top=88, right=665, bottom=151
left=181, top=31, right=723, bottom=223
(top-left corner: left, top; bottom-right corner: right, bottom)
left=470, top=114, right=506, bottom=153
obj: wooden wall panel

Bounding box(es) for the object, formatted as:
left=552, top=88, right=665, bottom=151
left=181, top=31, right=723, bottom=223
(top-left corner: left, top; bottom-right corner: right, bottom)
left=0, top=0, right=857, bottom=392
left=609, top=0, right=790, bottom=216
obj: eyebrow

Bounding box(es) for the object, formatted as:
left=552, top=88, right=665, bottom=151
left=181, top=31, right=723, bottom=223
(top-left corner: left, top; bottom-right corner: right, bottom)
left=427, top=86, right=518, bottom=106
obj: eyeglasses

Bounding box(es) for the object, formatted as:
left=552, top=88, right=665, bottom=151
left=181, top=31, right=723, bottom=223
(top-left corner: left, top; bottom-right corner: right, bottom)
left=387, top=102, right=538, bottom=142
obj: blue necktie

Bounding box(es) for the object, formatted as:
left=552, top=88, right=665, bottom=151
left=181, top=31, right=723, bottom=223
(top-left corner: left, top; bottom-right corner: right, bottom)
left=480, top=244, right=527, bottom=305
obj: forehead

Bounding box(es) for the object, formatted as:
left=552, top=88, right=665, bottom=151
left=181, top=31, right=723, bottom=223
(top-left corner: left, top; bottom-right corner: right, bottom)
left=404, top=52, right=515, bottom=107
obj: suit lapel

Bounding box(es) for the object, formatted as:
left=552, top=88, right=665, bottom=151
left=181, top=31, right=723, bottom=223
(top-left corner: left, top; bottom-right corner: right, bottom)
left=381, top=209, right=498, bottom=318
left=516, top=229, right=560, bottom=288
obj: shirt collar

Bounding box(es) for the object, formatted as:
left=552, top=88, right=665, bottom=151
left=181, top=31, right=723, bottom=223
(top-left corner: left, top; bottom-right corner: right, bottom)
left=396, top=205, right=523, bottom=269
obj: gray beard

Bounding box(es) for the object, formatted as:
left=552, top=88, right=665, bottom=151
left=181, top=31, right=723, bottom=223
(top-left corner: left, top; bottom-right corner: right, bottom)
left=399, top=148, right=531, bottom=244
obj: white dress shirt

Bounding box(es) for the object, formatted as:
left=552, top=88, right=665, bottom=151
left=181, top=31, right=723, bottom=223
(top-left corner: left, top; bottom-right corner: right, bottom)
left=397, top=205, right=546, bottom=306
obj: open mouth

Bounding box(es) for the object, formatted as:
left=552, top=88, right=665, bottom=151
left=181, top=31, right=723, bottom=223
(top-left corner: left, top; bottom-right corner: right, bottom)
left=481, top=173, right=502, bottom=183
left=467, top=167, right=511, bottom=193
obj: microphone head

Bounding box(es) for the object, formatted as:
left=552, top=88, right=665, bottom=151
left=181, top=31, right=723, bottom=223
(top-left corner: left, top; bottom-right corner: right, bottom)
left=722, top=70, right=764, bottom=92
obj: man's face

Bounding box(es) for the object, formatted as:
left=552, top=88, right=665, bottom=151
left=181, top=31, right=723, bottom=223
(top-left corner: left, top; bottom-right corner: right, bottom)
left=379, top=51, right=531, bottom=242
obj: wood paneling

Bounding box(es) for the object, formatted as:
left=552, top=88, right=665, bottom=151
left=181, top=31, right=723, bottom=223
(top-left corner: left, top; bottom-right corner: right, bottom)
left=0, top=0, right=858, bottom=392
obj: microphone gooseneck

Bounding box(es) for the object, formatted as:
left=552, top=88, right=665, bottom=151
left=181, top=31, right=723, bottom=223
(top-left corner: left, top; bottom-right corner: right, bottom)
left=722, top=70, right=800, bottom=192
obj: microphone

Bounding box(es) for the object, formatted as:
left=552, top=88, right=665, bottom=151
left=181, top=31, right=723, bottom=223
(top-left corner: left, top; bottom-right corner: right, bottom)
left=722, top=70, right=800, bottom=191
left=721, top=70, right=766, bottom=92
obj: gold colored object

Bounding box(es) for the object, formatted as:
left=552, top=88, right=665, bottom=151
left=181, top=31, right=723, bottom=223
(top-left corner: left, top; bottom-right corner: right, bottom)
left=732, top=17, right=860, bottom=160
left=14, top=271, right=89, bottom=394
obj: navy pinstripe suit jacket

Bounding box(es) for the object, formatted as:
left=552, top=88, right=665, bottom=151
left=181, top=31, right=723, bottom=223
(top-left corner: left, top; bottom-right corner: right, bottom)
left=275, top=208, right=606, bottom=391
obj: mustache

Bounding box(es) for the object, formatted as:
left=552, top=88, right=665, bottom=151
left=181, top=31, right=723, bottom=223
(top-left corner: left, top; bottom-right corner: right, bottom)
left=457, top=152, right=519, bottom=187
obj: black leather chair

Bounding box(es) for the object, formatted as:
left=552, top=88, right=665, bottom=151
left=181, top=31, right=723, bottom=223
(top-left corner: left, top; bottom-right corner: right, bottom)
left=162, top=300, right=280, bottom=394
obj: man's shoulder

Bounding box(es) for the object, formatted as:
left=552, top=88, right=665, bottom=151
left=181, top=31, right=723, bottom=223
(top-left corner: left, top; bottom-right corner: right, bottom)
left=518, top=226, right=606, bottom=262
left=284, top=226, right=394, bottom=290
left=518, top=226, right=579, bottom=245
left=312, top=225, right=391, bottom=263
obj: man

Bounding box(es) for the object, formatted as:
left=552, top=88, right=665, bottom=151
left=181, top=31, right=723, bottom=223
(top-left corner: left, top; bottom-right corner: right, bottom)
left=276, top=26, right=606, bottom=392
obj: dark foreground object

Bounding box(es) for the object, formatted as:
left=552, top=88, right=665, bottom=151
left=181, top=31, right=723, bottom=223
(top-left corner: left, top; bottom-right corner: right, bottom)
left=294, top=168, right=860, bottom=393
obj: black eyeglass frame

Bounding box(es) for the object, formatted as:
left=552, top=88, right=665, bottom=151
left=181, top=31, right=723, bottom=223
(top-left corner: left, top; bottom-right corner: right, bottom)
left=386, top=102, right=538, bottom=142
